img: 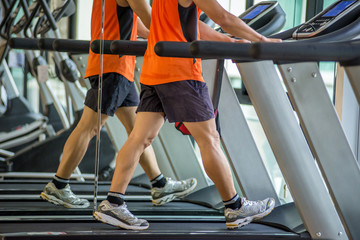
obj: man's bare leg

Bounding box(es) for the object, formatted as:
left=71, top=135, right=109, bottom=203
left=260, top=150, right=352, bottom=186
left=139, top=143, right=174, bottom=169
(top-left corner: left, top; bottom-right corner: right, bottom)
left=183, top=119, right=236, bottom=201
left=41, top=106, right=108, bottom=208
left=56, top=106, right=108, bottom=179
left=115, top=108, right=198, bottom=205
left=110, top=112, right=165, bottom=193
left=184, top=119, right=275, bottom=229
left=92, top=112, right=164, bottom=230
left=115, top=107, right=161, bottom=180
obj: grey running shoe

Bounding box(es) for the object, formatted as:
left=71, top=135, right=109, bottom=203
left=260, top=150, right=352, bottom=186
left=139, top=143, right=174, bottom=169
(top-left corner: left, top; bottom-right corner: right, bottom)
left=225, top=197, right=275, bottom=229
left=40, top=182, right=90, bottom=208
left=93, top=200, right=149, bottom=230
left=151, top=177, right=197, bottom=206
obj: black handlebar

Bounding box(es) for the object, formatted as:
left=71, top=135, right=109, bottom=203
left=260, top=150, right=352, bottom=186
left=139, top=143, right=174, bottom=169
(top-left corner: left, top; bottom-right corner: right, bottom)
left=190, top=41, right=252, bottom=60
left=8, top=37, right=39, bottom=50
left=53, top=39, right=90, bottom=53
left=90, top=40, right=113, bottom=54
left=154, top=40, right=254, bottom=60
left=8, top=37, right=90, bottom=54
left=38, top=38, right=56, bottom=51
left=110, top=40, right=147, bottom=56
left=154, top=42, right=192, bottom=58
left=250, top=41, right=360, bottom=64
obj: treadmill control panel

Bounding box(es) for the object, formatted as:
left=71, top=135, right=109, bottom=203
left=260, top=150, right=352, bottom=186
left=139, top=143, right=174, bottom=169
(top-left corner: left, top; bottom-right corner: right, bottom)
left=240, top=1, right=278, bottom=25
left=293, top=0, right=360, bottom=38
left=241, top=3, right=273, bottom=23
left=217, top=1, right=279, bottom=33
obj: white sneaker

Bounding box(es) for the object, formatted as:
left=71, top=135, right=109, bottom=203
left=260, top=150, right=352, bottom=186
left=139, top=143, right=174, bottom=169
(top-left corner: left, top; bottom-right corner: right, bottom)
left=40, top=182, right=90, bottom=208
left=94, top=200, right=149, bottom=230
left=151, top=177, right=197, bottom=206
left=225, top=197, right=275, bottom=229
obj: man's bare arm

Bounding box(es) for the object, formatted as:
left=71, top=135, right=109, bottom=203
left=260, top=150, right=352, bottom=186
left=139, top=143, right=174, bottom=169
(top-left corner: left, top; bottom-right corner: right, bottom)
left=199, top=21, right=234, bottom=42
left=115, top=0, right=151, bottom=29
left=137, top=18, right=149, bottom=39
left=126, top=0, right=151, bottom=29
left=194, top=0, right=281, bottom=42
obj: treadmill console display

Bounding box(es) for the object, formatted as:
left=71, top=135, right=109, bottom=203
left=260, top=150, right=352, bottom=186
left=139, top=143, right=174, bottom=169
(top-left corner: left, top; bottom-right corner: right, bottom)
left=242, top=4, right=271, bottom=20
left=217, top=1, right=285, bottom=35
left=323, top=1, right=355, bottom=17
left=293, top=0, right=359, bottom=38
left=239, top=1, right=278, bottom=24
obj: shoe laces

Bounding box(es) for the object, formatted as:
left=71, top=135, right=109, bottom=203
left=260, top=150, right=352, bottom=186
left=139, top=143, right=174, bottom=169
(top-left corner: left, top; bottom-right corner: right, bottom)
left=166, top=178, right=189, bottom=190
left=61, top=185, right=80, bottom=201
left=242, top=197, right=264, bottom=206
left=111, top=203, right=138, bottom=221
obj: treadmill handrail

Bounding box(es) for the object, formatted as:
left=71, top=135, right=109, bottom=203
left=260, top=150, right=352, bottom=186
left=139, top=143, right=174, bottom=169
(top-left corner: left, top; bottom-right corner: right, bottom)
left=190, top=41, right=252, bottom=60
left=38, top=38, right=57, bottom=51
left=8, top=37, right=40, bottom=50
left=8, top=37, right=91, bottom=54
left=52, top=39, right=90, bottom=53
left=109, top=40, right=147, bottom=56
left=154, top=41, right=254, bottom=61
left=250, top=40, right=360, bottom=63
left=154, top=41, right=192, bottom=58
left=90, top=39, right=113, bottom=54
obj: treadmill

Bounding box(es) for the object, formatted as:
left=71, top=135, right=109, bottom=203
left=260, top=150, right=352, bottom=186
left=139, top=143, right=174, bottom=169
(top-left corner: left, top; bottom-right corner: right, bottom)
left=245, top=2, right=360, bottom=239
left=169, top=1, right=360, bottom=239
left=0, top=2, right=310, bottom=240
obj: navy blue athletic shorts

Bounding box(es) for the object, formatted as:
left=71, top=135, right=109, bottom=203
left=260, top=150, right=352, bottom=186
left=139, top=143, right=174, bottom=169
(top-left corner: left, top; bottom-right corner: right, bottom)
left=84, top=73, right=140, bottom=116
left=137, top=80, right=214, bottom=123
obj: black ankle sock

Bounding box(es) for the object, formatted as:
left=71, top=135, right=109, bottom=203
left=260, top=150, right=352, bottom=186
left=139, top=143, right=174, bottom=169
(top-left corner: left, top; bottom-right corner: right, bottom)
left=52, top=175, right=70, bottom=189
left=223, top=194, right=242, bottom=210
left=150, top=174, right=166, bottom=188
left=107, top=192, right=125, bottom=206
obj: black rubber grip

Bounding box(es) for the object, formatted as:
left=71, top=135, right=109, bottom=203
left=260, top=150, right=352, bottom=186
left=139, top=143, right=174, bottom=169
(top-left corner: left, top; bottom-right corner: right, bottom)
left=38, top=38, right=56, bottom=51
left=90, top=40, right=114, bottom=54
left=154, top=41, right=192, bottom=58
left=53, top=39, right=90, bottom=53
left=250, top=41, right=360, bottom=62
left=8, top=38, right=39, bottom=50
left=110, top=40, right=147, bottom=56
left=190, top=41, right=252, bottom=60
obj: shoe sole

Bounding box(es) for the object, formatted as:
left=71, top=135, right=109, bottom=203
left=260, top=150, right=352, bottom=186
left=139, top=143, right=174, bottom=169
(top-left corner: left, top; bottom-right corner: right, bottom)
left=152, top=179, right=198, bottom=206
left=40, top=192, right=90, bottom=209
left=226, top=201, right=275, bottom=230
left=93, top=211, right=149, bottom=230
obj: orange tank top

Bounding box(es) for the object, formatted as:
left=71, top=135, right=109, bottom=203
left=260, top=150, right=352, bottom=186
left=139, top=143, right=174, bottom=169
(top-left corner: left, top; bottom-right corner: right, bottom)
left=140, top=0, right=204, bottom=85
left=85, top=0, right=138, bottom=82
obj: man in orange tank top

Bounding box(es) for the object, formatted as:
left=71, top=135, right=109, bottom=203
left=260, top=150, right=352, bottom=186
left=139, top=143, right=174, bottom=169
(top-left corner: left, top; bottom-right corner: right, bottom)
left=94, top=0, right=282, bottom=230
left=40, top=0, right=197, bottom=221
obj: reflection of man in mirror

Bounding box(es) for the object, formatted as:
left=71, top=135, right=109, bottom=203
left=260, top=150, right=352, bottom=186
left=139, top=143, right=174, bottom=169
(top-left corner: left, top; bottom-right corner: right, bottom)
left=40, top=0, right=197, bottom=213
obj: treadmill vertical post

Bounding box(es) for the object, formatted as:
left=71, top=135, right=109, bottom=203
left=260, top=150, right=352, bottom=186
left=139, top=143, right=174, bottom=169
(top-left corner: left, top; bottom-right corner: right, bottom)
left=278, top=62, right=360, bottom=240
left=236, top=60, right=348, bottom=240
